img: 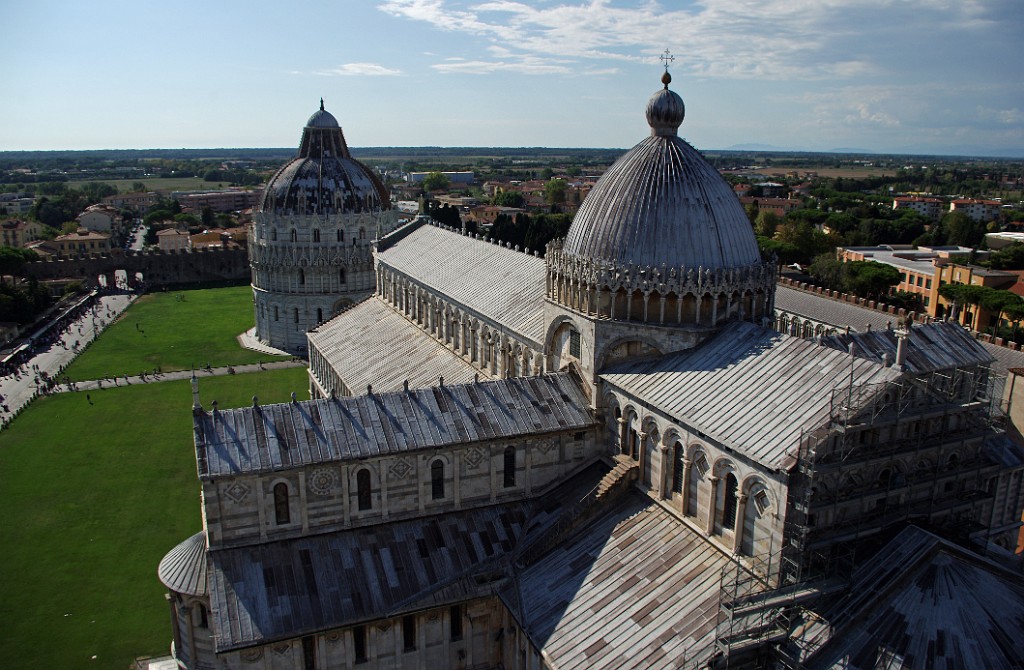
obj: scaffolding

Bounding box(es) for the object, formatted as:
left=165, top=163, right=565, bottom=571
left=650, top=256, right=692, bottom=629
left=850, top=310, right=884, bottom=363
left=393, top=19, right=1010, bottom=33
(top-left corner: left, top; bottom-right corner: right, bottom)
left=713, top=546, right=850, bottom=670
left=712, top=362, right=1008, bottom=668
left=783, top=363, right=1005, bottom=577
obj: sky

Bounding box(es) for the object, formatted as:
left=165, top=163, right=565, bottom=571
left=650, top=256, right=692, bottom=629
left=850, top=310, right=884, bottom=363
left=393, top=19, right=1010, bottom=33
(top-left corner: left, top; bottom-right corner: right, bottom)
left=1, top=0, right=1022, bottom=156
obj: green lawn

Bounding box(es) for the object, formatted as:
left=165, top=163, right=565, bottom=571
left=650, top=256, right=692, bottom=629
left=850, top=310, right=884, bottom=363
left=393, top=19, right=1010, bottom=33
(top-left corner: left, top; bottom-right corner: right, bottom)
left=0, top=366, right=310, bottom=670
left=88, top=177, right=235, bottom=193
left=64, top=286, right=288, bottom=382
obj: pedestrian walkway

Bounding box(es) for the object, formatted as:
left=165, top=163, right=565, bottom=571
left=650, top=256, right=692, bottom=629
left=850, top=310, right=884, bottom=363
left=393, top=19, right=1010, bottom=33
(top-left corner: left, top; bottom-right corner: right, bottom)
left=54, top=358, right=306, bottom=394
left=0, top=293, right=136, bottom=428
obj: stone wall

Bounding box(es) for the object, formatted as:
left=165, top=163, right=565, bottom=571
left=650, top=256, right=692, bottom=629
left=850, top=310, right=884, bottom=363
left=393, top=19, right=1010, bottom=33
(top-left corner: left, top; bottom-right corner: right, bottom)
left=203, top=429, right=599, bottom=550
left=22, top=247, right=250, bottom=288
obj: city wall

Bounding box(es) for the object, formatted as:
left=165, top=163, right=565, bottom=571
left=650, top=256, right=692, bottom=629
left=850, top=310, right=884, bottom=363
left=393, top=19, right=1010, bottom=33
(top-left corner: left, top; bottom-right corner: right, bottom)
left=22, top=247, right=250, bottom=288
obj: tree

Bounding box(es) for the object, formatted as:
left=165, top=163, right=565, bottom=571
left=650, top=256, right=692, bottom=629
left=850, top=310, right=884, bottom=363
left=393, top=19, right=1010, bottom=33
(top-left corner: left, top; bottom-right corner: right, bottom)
left=201, top=206, right=216, bottom=229
left=0, top=247, right=37, bottom=285
left=984, top=243, right=1024, bottom=270
left=544, top=179, right=567, bottom=207
left=492, top=190, right=524, bottom=208
left=427, top=202, right=461, bottom=229
left=1003, top=300, right=1024, bottom=341
left=943, top=211, right=985, bottom=247
left=979, top=287, right=1019, bottom=335
left=754, top=210, right=780, bottom=238
left=843, top=261, right=902, bottom=300
left=808, top=254, right=845, bottom=289
left=422, top=172, right=450, bottom=192
left=144, top=209, right=176, bottom=227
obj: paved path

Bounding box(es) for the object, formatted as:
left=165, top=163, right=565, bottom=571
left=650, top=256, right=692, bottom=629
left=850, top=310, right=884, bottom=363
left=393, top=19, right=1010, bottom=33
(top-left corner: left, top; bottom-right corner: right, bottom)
left=0, top=293, right=136, bottom=427
left=56, top=358, right=306, bottom=393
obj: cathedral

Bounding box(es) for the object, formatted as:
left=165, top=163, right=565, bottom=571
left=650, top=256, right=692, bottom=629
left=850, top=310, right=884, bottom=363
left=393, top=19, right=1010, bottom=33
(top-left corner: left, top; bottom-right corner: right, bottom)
left=159, top=72, right=1024, bottom=669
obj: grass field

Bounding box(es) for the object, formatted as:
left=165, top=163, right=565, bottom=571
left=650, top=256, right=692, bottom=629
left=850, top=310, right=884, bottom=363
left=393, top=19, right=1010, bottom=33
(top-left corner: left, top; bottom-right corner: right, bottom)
left=84, top=177, right=237, bottom=193
left=0, top=366, right=310, bottom=670
left=63, top=286, right=288, bottom=381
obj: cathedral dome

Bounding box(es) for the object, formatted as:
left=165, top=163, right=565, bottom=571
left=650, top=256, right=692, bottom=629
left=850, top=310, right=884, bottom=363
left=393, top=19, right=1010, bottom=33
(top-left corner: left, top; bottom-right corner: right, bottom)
left=562, top=73, right=760, bottom=271
left=259, top=100, right=390, bottom=217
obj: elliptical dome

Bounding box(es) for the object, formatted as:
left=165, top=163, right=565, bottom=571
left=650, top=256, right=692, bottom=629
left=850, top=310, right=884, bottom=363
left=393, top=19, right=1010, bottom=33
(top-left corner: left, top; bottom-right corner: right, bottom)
left=259, top=101, right=389, bottom=217
left=562, top=74, right=760, bottom=271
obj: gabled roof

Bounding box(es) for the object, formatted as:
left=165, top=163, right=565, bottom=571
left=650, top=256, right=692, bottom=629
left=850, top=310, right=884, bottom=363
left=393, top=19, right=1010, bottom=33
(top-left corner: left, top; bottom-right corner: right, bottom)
left=821, top=320, right=994, bottom=374
left=308, top=296, right=481, bottom=394
left=206, top=463, right=608, bottom=652
left=601, top=322, right=899, bottom=470
left=376, top=223, right=547, bottom=345
left=194, top=372, right=594, bottom=478
left=796, top=525, right=1024, bottom=669
left=208, top=503, right=532, bottom=651
left=507, top=493, right=730, bottom=670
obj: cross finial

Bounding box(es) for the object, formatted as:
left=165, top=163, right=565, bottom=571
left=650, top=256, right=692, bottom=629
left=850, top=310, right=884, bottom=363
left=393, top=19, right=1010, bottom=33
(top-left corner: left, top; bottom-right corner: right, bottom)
left=320, top=97, right=324, bottom=111
left=660, top=49, right=675, bottom=72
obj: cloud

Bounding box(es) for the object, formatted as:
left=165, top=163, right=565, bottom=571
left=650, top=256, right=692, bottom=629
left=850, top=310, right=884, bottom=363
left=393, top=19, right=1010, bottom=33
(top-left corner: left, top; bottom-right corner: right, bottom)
left=314, top=63, right=402, bottom=76
left=377, top=0, right=1018, bottom=85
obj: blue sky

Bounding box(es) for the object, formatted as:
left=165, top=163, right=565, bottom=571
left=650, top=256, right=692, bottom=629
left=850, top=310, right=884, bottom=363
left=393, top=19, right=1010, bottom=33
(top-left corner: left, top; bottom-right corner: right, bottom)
left=2, top=0, right=1021, bottom=156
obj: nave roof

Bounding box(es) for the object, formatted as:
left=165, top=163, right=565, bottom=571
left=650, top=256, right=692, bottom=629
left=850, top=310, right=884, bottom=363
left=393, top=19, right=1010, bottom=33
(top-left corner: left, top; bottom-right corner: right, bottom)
left=194, top=371, right=594, bottom=478
left=307, top=296, right=481, bottom=394
left=377, top=221, right=548, bottom=345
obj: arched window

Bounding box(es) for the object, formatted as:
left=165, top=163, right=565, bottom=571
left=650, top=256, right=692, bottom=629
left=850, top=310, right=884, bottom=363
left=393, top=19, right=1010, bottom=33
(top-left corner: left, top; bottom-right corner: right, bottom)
left=356, top=469, right=372, bottom=510
left=339, top=268, right=346, bottom=284
left=195, top=603, right=209, bottom=628
left=273, top=482, right=290, bottom=524
left=359, top=227, right=366, bottom=239
left=274, top=305, right=279, bottom=321
left=431, top=459, right=445, bottom=500
left=671, top=442, right=684, bottom=494
left=271, top=228, right=278, bottom=241
left=336, top=229, right=343, bottom=242
left=317, top=308, right=323, bottom=323
left=722, top=473, right=739, bottom=530
left=299, top=269, right=305, bottom=285
left=293, top=308, right=299, bottom=324
left=313, top=229, right=320, bottom=243
left=503, top=446, right=516, bottom=487
left=290, top=228, right=297, bottom=242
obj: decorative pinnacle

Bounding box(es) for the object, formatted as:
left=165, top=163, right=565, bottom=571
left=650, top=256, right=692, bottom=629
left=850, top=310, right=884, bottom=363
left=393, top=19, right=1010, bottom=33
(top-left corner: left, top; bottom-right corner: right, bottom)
left=319, top=97, right=324, bottom=111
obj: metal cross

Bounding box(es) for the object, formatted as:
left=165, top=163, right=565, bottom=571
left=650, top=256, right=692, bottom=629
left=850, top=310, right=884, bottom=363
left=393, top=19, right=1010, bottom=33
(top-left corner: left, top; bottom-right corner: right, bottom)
left=660, top=49, right=675, bottom=72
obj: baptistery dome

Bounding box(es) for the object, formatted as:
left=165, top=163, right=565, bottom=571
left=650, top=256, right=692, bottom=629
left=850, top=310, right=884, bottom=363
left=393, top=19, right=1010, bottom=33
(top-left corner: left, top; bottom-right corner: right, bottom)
left=250, top=100, right=398, bottom=354
left=259, top=100, right=390, bottom=217
left=562, top=73, right=760, bottom=271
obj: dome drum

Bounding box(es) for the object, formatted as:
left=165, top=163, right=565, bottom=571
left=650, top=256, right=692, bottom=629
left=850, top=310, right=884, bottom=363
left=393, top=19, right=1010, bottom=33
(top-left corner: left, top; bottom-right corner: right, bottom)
left=546, top=242, right=776, bottom=328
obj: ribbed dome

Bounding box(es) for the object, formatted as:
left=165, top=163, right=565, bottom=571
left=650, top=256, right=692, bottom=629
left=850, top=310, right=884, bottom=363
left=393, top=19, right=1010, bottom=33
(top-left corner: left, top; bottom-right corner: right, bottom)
left=259, top=101, right=390, bottom=216
left=563, top=79, right=760, bottom=271
left=158, top=531, right=207, bottom=597
left=306, top=99, right=339, bottom=128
